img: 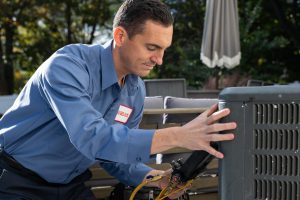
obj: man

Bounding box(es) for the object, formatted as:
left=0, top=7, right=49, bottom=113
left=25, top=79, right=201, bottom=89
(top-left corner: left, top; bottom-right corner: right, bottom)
left=0, top=0, right=236, bottom=199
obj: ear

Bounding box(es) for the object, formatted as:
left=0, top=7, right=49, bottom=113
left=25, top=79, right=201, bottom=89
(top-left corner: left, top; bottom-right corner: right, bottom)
left=113, top=27, right=127, bottom=47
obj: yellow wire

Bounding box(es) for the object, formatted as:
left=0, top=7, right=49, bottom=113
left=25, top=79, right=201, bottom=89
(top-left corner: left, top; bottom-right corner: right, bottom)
left=155, top=175, right=171, bottom=200
left=158, top=180, right=193, bottom=200
left=155, top=186, right=168, bottom=200
left=129, top=175, right=193, bottom=200
left=129, top=175, right=163, bottom=200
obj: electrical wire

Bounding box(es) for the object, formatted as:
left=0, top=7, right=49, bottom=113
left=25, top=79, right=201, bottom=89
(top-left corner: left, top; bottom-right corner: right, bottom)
left=156, top=180, right=193, bottom=200
left=129, top=175, right=193, bottom=200
left=129, top=175, right=163, bottom=200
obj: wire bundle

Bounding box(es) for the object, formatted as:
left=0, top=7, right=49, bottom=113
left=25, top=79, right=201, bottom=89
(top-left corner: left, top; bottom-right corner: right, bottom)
left=129, top=175, right=192, bottom=200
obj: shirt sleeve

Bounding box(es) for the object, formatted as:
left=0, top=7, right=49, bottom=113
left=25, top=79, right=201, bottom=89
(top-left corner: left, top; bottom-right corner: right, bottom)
left=99, top=161, right=152, bottom=186
left=38, top=53, right=155, bottom=164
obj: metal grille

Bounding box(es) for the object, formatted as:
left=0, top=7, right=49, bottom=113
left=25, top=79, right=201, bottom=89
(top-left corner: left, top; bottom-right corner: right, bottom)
left=254, top=129, right=300, bottom=151
left=254, top=180, right=300, bottom=200
left=254, top=154, right=300, bottom=176
left=253, top=103, right=300, bottom=200
left=254, top=103, right=300, bottom=124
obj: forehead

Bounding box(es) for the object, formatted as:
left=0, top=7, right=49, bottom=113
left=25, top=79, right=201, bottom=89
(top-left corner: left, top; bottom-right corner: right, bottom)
left=132, top=20, right=173, bottom=48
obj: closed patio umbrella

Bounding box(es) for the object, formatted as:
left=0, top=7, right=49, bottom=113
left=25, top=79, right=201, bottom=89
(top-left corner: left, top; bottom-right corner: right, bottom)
left=200, top=0, right=241, bottom=69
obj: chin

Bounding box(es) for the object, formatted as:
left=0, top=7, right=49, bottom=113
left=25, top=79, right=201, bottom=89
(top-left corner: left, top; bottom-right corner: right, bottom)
left=137, top=71, right=151, bottom=77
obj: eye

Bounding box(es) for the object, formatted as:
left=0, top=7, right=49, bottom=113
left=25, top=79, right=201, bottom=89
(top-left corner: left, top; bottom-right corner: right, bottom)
left=146, top=45, right=157, bottom=51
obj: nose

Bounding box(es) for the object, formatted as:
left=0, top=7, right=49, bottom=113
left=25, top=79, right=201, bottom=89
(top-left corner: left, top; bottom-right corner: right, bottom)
left=150, top=51, right=164, bottom=66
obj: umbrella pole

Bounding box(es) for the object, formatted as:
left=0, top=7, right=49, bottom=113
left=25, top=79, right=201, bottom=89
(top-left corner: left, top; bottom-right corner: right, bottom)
left=214, top=68, right=221, bottom=89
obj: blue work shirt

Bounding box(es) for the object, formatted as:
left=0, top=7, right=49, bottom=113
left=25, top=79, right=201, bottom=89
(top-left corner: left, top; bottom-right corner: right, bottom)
left=0, top=40, right=155, bottom=186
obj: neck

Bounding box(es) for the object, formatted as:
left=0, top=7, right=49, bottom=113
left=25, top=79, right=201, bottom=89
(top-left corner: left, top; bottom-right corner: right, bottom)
left=112, top=41, right=127, bottom=86
left=119, top=76, right=126, bottom=87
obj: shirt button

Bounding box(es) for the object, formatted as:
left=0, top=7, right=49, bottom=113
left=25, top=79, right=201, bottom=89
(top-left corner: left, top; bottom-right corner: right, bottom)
left=74, top=169, right=79, bottom=174
left=136, top=157, right=142, bottom=162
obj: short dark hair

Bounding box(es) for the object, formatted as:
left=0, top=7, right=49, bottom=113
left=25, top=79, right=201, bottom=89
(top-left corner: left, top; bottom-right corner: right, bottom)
left=113, top=0, right=173, bottom=38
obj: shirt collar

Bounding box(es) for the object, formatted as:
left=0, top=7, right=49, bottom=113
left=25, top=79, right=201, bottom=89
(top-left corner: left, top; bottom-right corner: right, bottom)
left=100, top=40, right=118, bottom=90
left=100, top=40, right=139, bottom=92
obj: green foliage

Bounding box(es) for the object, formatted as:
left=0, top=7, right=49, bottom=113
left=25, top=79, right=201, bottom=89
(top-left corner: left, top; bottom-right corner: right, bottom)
left=14, top=0, right=116, bottom=70
left=0, top=0, right=300, bottom=93
left=151, top=0, right=300, bottom=88
left=0, top=0, right=121, bottom=93
left=152, top=0, right=212, bottom=89
left=237, top=0, right=300, bottom=84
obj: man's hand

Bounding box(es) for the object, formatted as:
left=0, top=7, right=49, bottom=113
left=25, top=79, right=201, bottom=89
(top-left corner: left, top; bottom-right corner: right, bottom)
left=179, top=104, right=236, bottom=158
left=144, top=169, right=190, bottom=199
left=151, top=104, right=236, bottom=158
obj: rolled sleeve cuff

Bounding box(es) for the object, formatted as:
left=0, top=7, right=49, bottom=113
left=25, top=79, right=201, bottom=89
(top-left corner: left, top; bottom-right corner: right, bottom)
left=99, top=162, right=152, bottom=187
left=128, top=129, right=155, bottom=164
left=129, top=163, right=152, bottom=186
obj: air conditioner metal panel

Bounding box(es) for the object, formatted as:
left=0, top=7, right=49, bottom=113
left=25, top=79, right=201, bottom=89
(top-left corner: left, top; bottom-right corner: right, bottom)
left=219, top=86, right=300, bottom=200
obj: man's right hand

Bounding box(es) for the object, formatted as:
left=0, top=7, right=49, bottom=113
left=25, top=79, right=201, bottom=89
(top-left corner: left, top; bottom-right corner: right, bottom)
left=151, top=104, right=236, bottom=159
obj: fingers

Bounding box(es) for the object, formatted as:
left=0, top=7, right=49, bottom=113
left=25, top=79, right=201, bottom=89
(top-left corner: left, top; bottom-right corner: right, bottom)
left=206, top=122, right=237, bottom=133
left=162, top=168, right=172, bottom=175
left=205, top=146, right=224, bottom=159
left=184, top=105, right=236, bottom=160
left=203, top=133, right=234, bottom=158
left=205, top=133, right=235, bottom=142
left=206, top=108, right=231, bottom=125
left=205, top=103, right=218, bottom=117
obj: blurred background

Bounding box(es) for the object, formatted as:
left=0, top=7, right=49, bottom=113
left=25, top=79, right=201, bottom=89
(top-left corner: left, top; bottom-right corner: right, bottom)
left=0, top=0, right=299, bottom=95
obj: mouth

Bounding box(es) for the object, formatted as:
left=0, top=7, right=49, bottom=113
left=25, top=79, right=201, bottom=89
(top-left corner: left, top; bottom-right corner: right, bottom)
left=144, top=63, right=155, bottom=70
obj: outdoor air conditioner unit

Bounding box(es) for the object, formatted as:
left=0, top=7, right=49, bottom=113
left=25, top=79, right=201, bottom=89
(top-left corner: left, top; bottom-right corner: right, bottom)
left=218, top=86, right=300, bottom=200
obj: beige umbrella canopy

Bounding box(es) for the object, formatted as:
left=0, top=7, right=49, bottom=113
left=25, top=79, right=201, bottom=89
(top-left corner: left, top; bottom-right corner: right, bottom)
left=201, top=0, right=241, bottom=69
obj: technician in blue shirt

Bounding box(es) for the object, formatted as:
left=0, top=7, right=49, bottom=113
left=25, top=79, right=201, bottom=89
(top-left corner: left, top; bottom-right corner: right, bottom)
left=0, top=0, right=236, bottom=199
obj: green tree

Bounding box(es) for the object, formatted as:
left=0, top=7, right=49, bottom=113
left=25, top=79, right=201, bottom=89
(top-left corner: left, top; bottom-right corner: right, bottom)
left=236, top=0, right=300, bottom=84
left=153, top=0, right=300, bottom=88
left=0, top=0, right=36, bottom=94
left=1, top=0, right=300, bottom=93
left=153, top=0, right=211, bottom=89
left=0, top=0, right=121, bottom=94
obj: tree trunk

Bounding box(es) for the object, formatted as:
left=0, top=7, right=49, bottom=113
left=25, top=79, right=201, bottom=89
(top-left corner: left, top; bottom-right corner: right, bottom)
left=88, top=0, right=102, bottom=44
left=0, top=29, right=7, bottom=95
left=3, top=22, right=15, bottom=94
left=66, top=0, right=72, bottom=43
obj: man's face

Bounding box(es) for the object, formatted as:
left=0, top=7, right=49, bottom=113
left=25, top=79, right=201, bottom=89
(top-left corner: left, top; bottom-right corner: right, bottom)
left=116, top=20, right=173, bottom=77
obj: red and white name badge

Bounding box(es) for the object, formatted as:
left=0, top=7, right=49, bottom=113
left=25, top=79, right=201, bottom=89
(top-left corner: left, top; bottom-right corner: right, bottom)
left=115, top=105, right=133, bottom=124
